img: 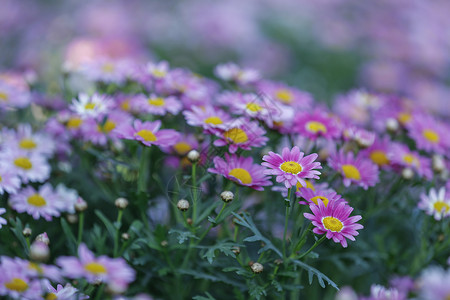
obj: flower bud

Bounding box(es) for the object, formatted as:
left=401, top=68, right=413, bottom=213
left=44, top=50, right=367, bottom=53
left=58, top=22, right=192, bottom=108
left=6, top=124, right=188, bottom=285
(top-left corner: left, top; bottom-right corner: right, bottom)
left=220, top=191, right=234, bottom=203
left=274, top=259, right=283, bottom=265
left=432, top=155, right=445, bottom=173
left=22, top=228, right=32, bottom=237
left=30, top=241, right=49, bottom=262
left=251, top=262, right=264, bottom=274
left=177, top=199, right=190, bottom=211
left=160, top=240, right=168, bottom=247
left=115, top=197, right=129, bottom=210
left=121, top=233, right=130, bottom=241
left=75, top=197, right=88, bottom=212
left=386, top=118, right=399, bottom=132
left=231, top=246, right=240, bottom=255
left=66, top=214, right=78, bottom=224
left=187, top=218, right=193, bottom=225
left=402, top=168, right=414, bottom=179
left=35, top=232, right=50, bottom=245
left=187, top=150, right=200, bottom=163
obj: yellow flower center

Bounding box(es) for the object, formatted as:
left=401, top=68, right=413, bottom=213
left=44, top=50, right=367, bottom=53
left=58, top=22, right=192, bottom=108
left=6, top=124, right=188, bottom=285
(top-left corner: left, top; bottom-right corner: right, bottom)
left=0, top=92, right=8, bottom=101
left=341, top=164, right=361, bottom=181
left=19, top=138, right=37, bottom=150
left=246, top=103, right=263, bottom=112
left=67, top=117, right=83, bottom=129
left=306, top=121, right=327, bottom=134
left=174, top=142, right=192, bottom=155
left=280, top=161, right=302, bottom=174
left=120, top=100, right=130, bottom=111
left=135, top=129, right=157, bottom=142
left=152, top=70, right=166, bottom=78
left=228, top=168, right=252, bottom=184
left=275, top=89, right=293, bottom=103
left=370, top=150, right=389, bottom=166
left=397, top=112, right=411, bottom=124
left=322, top=216, right=343, bottom=232
left=148, top=97, right=165, bottom=107
left=311, top=196, right=329, bottom=206
left=84, top=262, right=107, bottom=274
left=296, top=180, right=315, bottom=192
left=422, top=129, right=439, bottom=143
left=403, top=154, right=419, bottom=166
left=0, top=175, right=2, bottom=183
left=29, top=262, right=43, bottom=273
left=204, top=116, right=223, bottom=125
left=14, top=157, right=33, bottom=170
left=5, top=278, right=28, bottom=292
left=433, top=201, right=450, bottom=213
left=46, top=293, right=58, bottom=300
left=224, top=128, right=248, bottom=144
left=99, top=120, right=116, bottom=133
left=27, top=194, right=46, bottom=207
left=102, top=63, right=115, bottom=73
left=84, top=103, right=96, bottom=110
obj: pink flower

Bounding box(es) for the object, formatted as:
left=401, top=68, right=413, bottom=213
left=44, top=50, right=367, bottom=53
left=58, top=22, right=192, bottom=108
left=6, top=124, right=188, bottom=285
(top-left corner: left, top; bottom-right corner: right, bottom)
left=360, top=136, right=393, bottom=168
left=262, top=146, right=321, bottom=189
left=183, top=106, right=232, bottom=133
left=328, top=150, right=379, bottom=190
left=256, top=80, right=314, bottom=109
left=208, top=154, right=272, bottom=191
left=297, top=187, right=346, bottom=207
left=136, top=93, right=182, bottom=116
left=294, top=110, right=341, bottom=140
left=115, top=119, right=180, bottom=147
left=390, top=143, right=433, bottom=179
left=406, top=113, right=449, bottom=155
left=304, top=199, right=364, bottom=248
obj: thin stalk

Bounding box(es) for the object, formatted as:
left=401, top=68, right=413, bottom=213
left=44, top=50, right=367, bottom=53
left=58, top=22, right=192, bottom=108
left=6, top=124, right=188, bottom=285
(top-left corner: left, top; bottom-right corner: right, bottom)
left=282, top=188, right=292, bottom=259
left=77, top=212, right=85, bottom=246
left=137, top=146, right=151, bottom=193
left=191, top=162, right=198, bottom=225
left=197, top=202, right=227, bottom=243
left=113, top=209, right=124, bottom=257
left=296, top=235, right=326, bottom=260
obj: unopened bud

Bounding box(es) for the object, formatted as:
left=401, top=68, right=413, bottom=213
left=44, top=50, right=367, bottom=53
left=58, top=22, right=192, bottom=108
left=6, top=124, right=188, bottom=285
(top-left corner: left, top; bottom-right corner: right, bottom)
left=75, top=198, right=88, bottom=212
left=386, top=118, right=399, bottom=132
left=30, top=241, right=49, bottom=262
left=231, top=246, right=240, bottom=255
left=187, top=150, right=200, bottom=163
left=66, top=214, right=78, bottom=224
left=432, top=155, right=446, bottom=173
left=274, top=259, right=283, bottom=265
left=251, top=262, right=264, bottom=274
left=402, top=168, right=414, bottom=179
left=161, top=240, right=168, bottom=247
left=177, top=199, right=190, bottom=211
left=22, top=228, right=32, bottom=237
left=187, top=218, right=193, bottom=225
left=35, top=232, right=50, bottom=245
left=121, top=233, right=130, bottom=241
left=220, top=191, right=234, bottom=203
left=115, top=197, right=129, bottom=210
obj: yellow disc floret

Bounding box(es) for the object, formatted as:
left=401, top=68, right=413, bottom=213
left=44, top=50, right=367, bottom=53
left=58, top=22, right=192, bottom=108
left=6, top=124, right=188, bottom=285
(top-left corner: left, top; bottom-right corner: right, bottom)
left=135, top=130, right=157, bottom=142
left=5, top=278, right=28, bottom=292
left=84, top=262, right=107, bottom=274
left=14, top=157, right=32, bottom=170
left=229, top=168, right=252, bottom=184
left=224, top=128, right=248, bottom=144
left=341, top=164, right=361, bottom=181
left=204, top=116, right=223, bottom=125
left=322, top=216, right=343, bottom=232
left=306, top=121, right=327, bottom=134
left=422, top=129, right=440, bottom=143
left=280, top=161, right=302, bottom=174
left=27, top=194, right=46, bottom=207
left=19, top=138, right=37, bottom=150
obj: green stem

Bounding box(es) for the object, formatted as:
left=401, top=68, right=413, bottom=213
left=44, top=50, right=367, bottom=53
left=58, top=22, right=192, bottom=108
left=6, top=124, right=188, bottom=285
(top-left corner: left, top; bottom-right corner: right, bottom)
left=293, top=223, right=313, bottom=253
left=93, top=283, right=105, bottom=300
left=197, top=203, right=227, bottom=242
left=283, top=188, right=292, bottom=259
left=113, top=210, right=124, bottom=257
left=296, top=235, right=326, bottom=260
left=77, top=212, right=84, bottom=246
left=137, top=146, right=151, bottom=193
left=25, top=237, right=31, bottom=251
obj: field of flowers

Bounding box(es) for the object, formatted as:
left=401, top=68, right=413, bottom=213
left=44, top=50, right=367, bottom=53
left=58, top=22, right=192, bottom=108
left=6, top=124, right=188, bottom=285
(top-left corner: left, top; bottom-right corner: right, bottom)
left=1, top=1, right=450, bottom=300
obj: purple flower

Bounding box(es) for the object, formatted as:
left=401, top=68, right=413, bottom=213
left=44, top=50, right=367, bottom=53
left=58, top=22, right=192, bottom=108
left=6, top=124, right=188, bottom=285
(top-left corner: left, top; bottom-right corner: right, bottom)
left=183, top=105, right=232, bottom=133
left=294, top=110, right=341, bottom=140
left=297, top=187, right=346, bottom=207
left=417, top=266, right=450, bottom=300
left=262, top=146, right=321, bottom=189
left=136, top=93, right=182, bottom=116
left=406, top=113, right=449, bottom=155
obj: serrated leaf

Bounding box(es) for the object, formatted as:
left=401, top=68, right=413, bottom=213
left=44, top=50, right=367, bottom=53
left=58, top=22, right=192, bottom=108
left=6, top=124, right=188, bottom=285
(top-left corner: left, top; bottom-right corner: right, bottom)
left=271, top=280, right=283, bottom=292
left=168, top=229, right=198, bottom=244
left=193, top=292, right=216, bottom=300
left=292, top=259, right=339, bottom=290
left=201, top=242, right=237, bottom=264
left=232, top=212, right=282, bottom=258
left=249, top=281, right=267, bottom=300
left=223, top=267, right=253, bottom=277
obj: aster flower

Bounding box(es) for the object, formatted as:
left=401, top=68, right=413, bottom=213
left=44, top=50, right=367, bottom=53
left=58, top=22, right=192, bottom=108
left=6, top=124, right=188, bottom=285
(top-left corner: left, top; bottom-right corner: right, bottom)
left=303, top=199, right=364, bottom=248
left=0, top=80, right=31, bottom=109
left=9, top=184, right=60, bottom=221
left=115, top=119, right=180, bottom=148
left=79, top=58, right=132, bottom=84
left=81, top=111, right=132, bottom=146
left=0, top=162, right=21, bottom=195
left=208, top=153, right=272, bottom=191
left=54, top=184, right=80, bottom=214
left=390, top=143, right=433, bottom=179
left=1, top=124, right=55, bottom=157
left=262, top=146, right=321, bottom=189
left=2, top=151, right=50, bottom=184
left=0, top=257, right=42, bottom=299
left=183, top=106, right=232, bottom=133
left=146, top=61, right=170, bottom=79
left=256, top=80, right=314, bottom=108
left=69, top=93, right=113, bottom=119
left=213, top=119, right=268, bottom=153
left=328, top=150, right=379, bottom=190
left=360, top=136, right=392, bottom=168
left=136, top=93, right=182, bottom=115
left=418, top=187, right=450, bottom=220
left=56, top=244, right=135, bottom=291
left=44, top=281, right=88, bottom=300
left=297, top=187, right=346, bottom=207
left=293, top=110, right=341, bottom=140
left=417, top=266, right=450, bottom=300
left=214, top=62, right=260, bottom=85
left=406, top=113, right=449, bottom=155
left=343, top=126, right=376, bottom=148
left=368, top=284, right=406, bottom=300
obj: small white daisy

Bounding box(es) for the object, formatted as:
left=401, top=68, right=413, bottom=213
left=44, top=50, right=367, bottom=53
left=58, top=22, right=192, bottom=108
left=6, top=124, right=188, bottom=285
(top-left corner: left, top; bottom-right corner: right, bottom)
left=418, top=187, right=450, bottom=220
left=69, top=93, right=112, bottom=119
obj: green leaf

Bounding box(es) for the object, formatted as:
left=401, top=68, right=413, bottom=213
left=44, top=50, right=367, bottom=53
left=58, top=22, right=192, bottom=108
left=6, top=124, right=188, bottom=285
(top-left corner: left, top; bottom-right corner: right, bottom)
left=248, top=281, right=267, bottom=300
left=168, top=229, right=198, bottom=244
left=9, top=218, right=29, bottom=256
left=60, top=218, right=77, bottom=253
left=222, top=267, right=253, bottom=277
left=95, top=210, right=116, bottom=239
left=292, top=259, right=339, bottom=290
left=193, top=292, right=216, bottom=300
left=200, top=241, right=239, bottom=264
left=232, top=212, right=282, bottom=258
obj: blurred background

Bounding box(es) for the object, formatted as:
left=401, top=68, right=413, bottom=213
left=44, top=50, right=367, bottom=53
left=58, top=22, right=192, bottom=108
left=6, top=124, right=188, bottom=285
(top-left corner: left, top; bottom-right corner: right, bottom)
left=1, top=0, right=450, bottom=114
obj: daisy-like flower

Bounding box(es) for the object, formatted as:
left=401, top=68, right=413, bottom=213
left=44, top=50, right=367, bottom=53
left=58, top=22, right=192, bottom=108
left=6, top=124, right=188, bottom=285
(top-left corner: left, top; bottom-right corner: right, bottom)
left=9, top=184, right=60, bottom=221
left=183, top=106, right=232, bottom=133
left=213, top=119, right=268, bottom=153
left=3, top=151, right=50, bottom=184
left=360, top=136, right=392, bottom=168
left=256, top=80, right=314, bottom=109
left=136, top=94, right=182, bottom=115
left=390, top=143, right=433, bottom=179
left=1, top=124, right=55, bottom=157
left=115, top=119, right=180, bottom=148
left=214, top=62, right=260, bottom=85
left=69, top=93, right=113, bottom=119
left=303, top=199, right=364, bottom=248
left=208, top=153, right=272, bottom=191
left=54, top=184, right=80, bottom=214
left=328, top=150, right=379, bottom=190
left=297, top=187, right=345, bottom=207
left=0, top=80, right=31, bottom=109
left=0, top=162, right=21, bottom=195
left=56, top=244, right=135, bottom=292
left=81, top=111, right=132, bottom=146
left=418, top=187, right=450, bottom=220
left=79, top=59, right=132, bottom=84
left=293, top=110, right=341, bottom=140
left=368, top=284, right=405, bottom=300
left=406, top=113, right=449, bottom=155
left=0, top=257, right=42, bottom=299
left=262, top=146, right=321, bottom=189
left=417, top=266, right=450, bottom=300
left=44, top=281, right=88, bottom=300
left=146, top=61, right=170, bottom=79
